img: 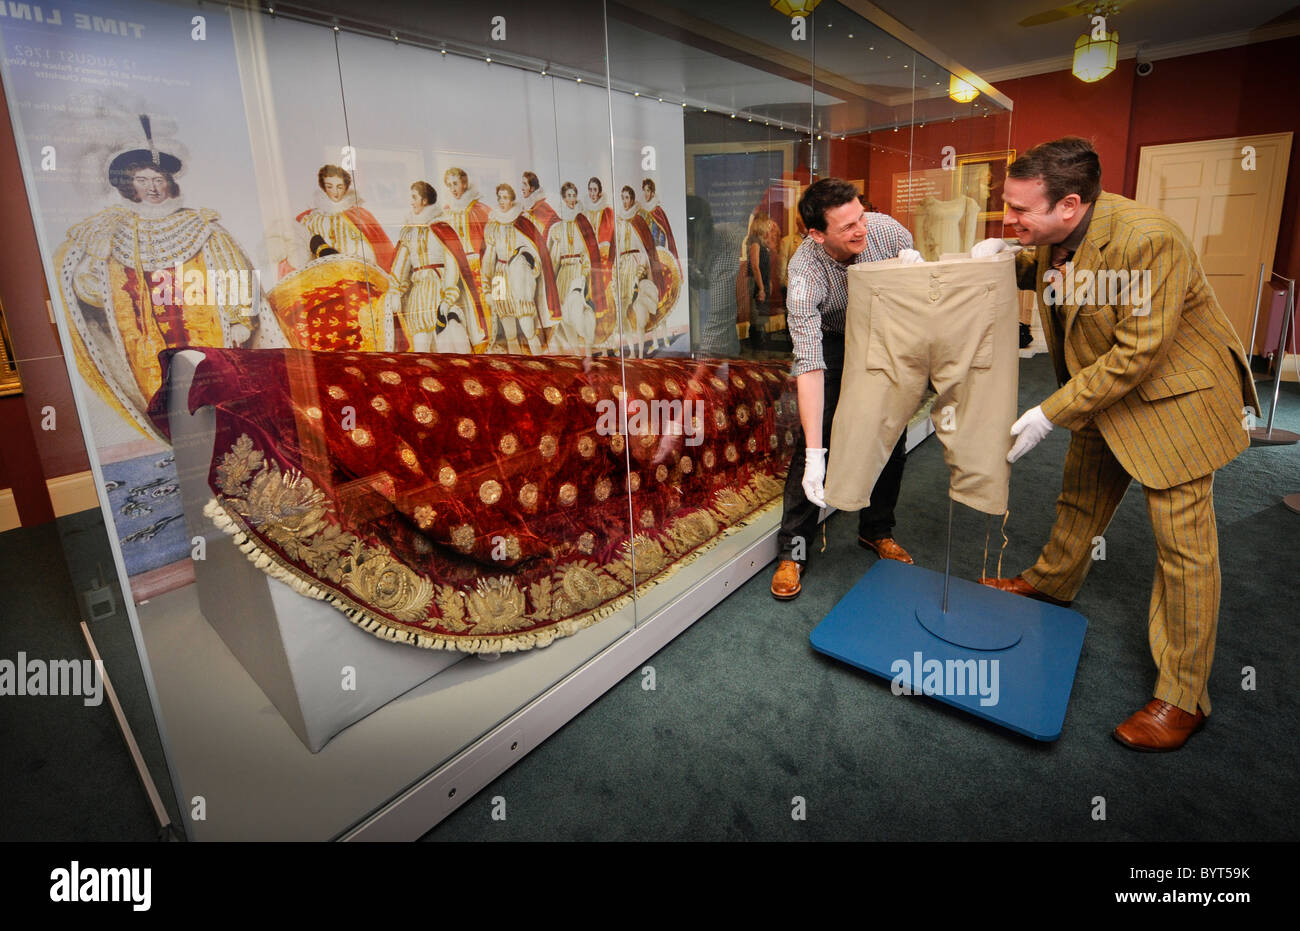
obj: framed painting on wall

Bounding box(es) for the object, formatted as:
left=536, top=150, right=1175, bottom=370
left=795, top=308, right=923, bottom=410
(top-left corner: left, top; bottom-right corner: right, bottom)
left=0, top=299, right=21, bottom=397
left=956, top=149, right=1015, bottom=223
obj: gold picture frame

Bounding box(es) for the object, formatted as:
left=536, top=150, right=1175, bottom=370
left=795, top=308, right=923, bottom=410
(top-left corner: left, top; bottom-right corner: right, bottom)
left=956, top=149, right=1016, bottom=223
left=0, top=298, right=22, bottom=397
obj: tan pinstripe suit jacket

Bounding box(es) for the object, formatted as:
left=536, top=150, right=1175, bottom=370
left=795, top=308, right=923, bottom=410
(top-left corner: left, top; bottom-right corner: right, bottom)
left=1016, top=192, right=1260, bottom=489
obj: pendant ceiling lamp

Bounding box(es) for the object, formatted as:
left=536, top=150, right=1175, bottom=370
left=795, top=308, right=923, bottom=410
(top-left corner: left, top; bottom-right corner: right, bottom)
left=770, top=1, right=822, bottom=16
left=1072, top=27, right=1119, bottom=82
left=948, top=75, right=978, bottom=103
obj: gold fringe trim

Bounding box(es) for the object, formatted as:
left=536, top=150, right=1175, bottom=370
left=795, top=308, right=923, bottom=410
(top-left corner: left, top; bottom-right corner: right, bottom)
left=203, top=489, right=780, bottom=655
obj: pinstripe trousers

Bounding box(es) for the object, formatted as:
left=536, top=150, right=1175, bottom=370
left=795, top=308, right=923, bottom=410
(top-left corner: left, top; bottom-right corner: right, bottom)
left=1022, top=425, right=1219, bottom=715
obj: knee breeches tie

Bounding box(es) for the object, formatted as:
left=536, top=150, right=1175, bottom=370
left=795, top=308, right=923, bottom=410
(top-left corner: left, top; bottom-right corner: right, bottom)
left=824, top=251, right=1019, bottom=516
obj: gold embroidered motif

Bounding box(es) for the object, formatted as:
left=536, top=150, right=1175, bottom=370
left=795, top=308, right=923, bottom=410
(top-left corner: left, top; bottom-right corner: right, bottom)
left=640, top=434, right=655, bottom=448
left=543, top=386, right=563, bottom=405
left=413, top=404, right=435, bottom=424
left=709, top=376, right=726, bottom=391
left=611, top=384, right=625, bottom=398
left=327, top=385, right=347, bottom=400
left=414, top=505, right=437, bottom=528
left=638, top=382, right=655, bottom=399
left=305, top=406, right=323, bottom=420
left=704, top=450, right=716, bottom=468
left=450, top=523, right=476, bottom=553
left=610, top=434, right=625, bottom=454
left=577, top=532, right=595, bottom=554
left=578, top=435, right=595, bottom=457
left=490, top=360, right=514, bottom=371
left=664, top=378, right=681, bottom=396
left=655, top=464, right=668, bottom=482
left=379, top=371, right=401, bottom=385
left=344, top=366, right=363, bottom=378
left=457, top=417, right=477, bottom=440
left=463, top=378, right=484, bottom=397
left=464, top=576, right=529, bottom=633
left=341, top=540, right=434, bottom=622
left=594, top=477, right=612, bottom=501
left=730, top=375, right=746, bottom=389
left=785, top=430, right=795, bottom=446
left=499, top=434, right=520, bottom=455
left=438, top=465, right=457, bottom=488
left=216, top=435, right=264, bottom=495
left=680, top=456, right=693, bottom=474
left=687, top=379, right=704, bottom=393
left=754, top=399, right=766, bottom=417
left=350, top=428, right=373, bottom=447
left=416, top=358, right=439, bottom=369
left=539, top=434, right=558, bottom=458
left=479, top=479, right=503, bottom=505
left=640, top=509, right=655, bottom=528
left=420, top=376, right=444, bottom=392
left=451, top=358, right=471, bottom=367
left=580, top=385, right=597, bottom=404
left=725, top=443, right=738, bottom=463
left=500, top=382, right=525, bottom=404
left=435, top=584, right=471, bottom=632
left=713, top=409, right=727, bottom=429
left=399, top=445, right=420, bottom=471
left=735, top=404, right=749, bottom=424
left=627, top=473, right=641, bottom=492
left=559, top=483, right=577, bottom=505
left=518, top=483, right=539, bottom=510
left=558, top=560, right=607, bottom=611
left=371, top=397, right=390, bottom=414
left=747, top=436, right=757, bottom=453
left=522, top=359, right=548, bottom=371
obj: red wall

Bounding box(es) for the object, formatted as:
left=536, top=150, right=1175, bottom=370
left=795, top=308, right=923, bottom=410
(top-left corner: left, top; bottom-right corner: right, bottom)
left=835, top=36, right=1299, bottom=282
left=0, top=75, right=91, bottom=526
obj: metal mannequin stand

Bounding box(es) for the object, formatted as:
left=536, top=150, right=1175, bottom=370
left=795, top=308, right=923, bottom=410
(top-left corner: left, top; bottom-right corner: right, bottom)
left=1247, top=267, right=1299, bottom=446
left=810, top=496, right=1088, bottom=741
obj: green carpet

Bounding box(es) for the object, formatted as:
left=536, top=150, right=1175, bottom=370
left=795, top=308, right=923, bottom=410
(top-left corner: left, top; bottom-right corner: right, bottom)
left=422, top=354, right=1300, bottom=841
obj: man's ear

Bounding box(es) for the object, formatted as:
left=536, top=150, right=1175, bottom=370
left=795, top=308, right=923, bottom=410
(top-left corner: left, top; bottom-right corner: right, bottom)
left=808, top=229, right=826, bottom=244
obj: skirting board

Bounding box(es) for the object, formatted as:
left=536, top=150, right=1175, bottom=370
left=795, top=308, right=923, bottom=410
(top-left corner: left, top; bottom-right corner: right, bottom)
left=0, top=470, right=100, bottom=531
left=342, top=518, right=785, bottom=841
left=0, top=488, right=18, bottom=532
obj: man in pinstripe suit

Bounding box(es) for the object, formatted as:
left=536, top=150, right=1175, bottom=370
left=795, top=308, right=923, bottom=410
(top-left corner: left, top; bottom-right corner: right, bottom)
left=977, top=138, right=1259, bottom=751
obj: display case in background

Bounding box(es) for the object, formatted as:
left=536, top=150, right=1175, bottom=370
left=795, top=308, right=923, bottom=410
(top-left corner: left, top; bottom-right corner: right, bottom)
left=0, top=0, right=1009, bottom=840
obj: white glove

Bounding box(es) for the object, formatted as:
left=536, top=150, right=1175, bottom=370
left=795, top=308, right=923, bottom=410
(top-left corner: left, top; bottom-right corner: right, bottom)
left=228, top=323, right=252, bottom=345
left=802, top=448, right=828, bottom=508
left=897, top=248, right=923, bottom=265
left=971, top=237, right=1019, bottom=259
left=1007, top=405, right=1053, bottom=463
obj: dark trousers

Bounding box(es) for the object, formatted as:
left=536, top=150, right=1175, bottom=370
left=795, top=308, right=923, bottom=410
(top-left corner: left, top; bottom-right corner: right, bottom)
left=778, top=333, right=907, bottom=564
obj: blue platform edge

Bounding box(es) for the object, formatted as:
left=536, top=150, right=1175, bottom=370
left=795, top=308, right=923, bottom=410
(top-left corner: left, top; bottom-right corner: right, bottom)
left=810, top=561, right=1088, bottom=741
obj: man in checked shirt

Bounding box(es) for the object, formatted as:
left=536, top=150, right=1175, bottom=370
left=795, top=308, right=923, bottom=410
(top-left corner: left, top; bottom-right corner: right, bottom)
left=771, top=178, right=916, bottom=601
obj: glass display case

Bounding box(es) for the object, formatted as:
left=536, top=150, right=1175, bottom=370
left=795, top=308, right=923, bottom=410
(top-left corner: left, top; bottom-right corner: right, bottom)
left=0, top=0, right=1011, bottom=839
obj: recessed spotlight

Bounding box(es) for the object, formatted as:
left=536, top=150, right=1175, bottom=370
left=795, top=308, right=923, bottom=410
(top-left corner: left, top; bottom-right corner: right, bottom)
left=634, top=91, right=639, bottom=96
left=576, top=77, right=582, bottom=83
left=485, top=56, right=492, bottom=63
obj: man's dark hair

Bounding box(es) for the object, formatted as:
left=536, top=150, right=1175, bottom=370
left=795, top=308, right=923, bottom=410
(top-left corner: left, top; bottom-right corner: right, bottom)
left=587, top=176, right=604, bottom=196
left=111, top=161, right=180, bottom=201
left=799, top=178, right=861, bottom=232
left=318, top=164, right=351, bottom=192
left=1007, top=137, right=1101, bottom=207
left=411, top=180, right=436, bottom=207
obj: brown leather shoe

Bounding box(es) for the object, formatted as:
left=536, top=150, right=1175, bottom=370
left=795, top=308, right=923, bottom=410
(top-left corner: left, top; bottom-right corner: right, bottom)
left=770, top=559, right=802, bottom=600
left=1113, top=699, right=1206, bottom=752
left=858, top=536, right=914, bottom=564
left=978, top=574, right=1072, bottom=607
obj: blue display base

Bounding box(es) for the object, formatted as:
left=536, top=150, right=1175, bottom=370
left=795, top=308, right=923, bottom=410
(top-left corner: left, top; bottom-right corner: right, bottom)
left=810, top=561, right=1088, bottom=741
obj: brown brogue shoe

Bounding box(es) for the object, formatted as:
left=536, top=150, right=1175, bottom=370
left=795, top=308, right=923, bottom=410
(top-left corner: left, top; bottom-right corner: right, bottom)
left=770, top=559, right=802, bottom=600
left=1113, top=699, right=1206, bottom=752
left=858, top=536, right=914, bottom=565
left=978, top=574, right=1072, bottom=608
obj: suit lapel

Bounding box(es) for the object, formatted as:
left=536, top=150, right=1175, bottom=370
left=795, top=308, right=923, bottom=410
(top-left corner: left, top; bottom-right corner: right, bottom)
left=1062, top=194, right=1116, bottom=342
